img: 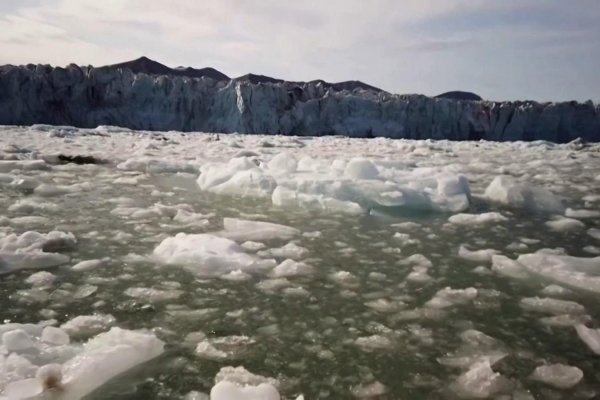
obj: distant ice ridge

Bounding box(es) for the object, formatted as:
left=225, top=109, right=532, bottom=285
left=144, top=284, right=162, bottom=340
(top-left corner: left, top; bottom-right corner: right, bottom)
left=197, top=155, right=471, bottom=215
left=1, top=63, right=599, bottom=142
left=0, top=322, right=164, bottom=399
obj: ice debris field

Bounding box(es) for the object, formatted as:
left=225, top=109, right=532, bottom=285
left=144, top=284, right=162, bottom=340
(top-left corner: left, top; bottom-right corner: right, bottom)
left=0, top=124, right=600, bottom=399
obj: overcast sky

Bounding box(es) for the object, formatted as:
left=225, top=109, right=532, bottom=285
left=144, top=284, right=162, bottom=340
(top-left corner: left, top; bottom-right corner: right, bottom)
left=1, top=0, right=599, bottom=101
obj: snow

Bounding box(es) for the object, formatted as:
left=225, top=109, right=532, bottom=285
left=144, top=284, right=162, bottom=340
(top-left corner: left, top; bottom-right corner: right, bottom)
left=153, top=233, right=276, bottom=277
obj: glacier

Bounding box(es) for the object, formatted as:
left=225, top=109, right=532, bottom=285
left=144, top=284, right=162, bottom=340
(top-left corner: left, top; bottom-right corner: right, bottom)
left=0, top=62, right=599, bottom=142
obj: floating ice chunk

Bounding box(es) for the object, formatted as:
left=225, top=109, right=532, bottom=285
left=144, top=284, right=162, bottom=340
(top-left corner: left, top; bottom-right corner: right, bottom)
left=195, top=336, right=255, bottom=361
left=448, top=212, right=507, bottom=226
left=8, top=198, right=59, bottom=213
left=587, top=228, right=600, bottom=240
left=565, top=208, right=600, bottom=218
left=172, top=209, right=210, bottom=226
left=545, top=217, right=585, bottom=232
left=2, top=329, right=35, bottom=352
left=406, top=267, right=433, bottom=283
left=184, top=391, right=210, bottom=400
left=517, top=253, right=600, bottom=295
left=575, top=325, right=600, bottom=355
left=258, top=243, right=309, bottom=260
left=268, top=152, right=297, bottom=173
left=25, top=271, right=56, bottom=287
left=425, top=287, right=477, bottom=309
left=399, top=254, right=433, bottom=268
left=393, top=232, right=419, bottom=246
left=530, top=364, right=583, bottom=389
left=350, top=381, right=388, bottom=397
left=34, top=182, right=90, bottom=197
left=60, top=314, right=116, bottom=338
left=484, top=176, right=564, bottom=213
left=0, top=160, right=49, bottom=172
left=0, top=252, right=70, bottom=275
left=71, top=259, right=102, bottom=272
left=282, top=286, right=310, bottom=297
left=439, top=330, right=507, bottom=369
left=269, top=259, right=314, bottom=278
left=539, top=314, right=591, bottom=327
left=539, top=284, right=572, bottom=297
left=256, top=278, right=291, bottom=292
left=272, top=186, right=364, bottom=215
left=241, top=241, right=267, bottom=251
left=124, top=287, right=183, bottom=303
left=451, top=361, right=511, bottom=399
left=519, top=297, right=585, bottom=315
left=344, top=158, right=379, bottom=180
left=221, top=218, right=300, bottom=242
left=491, top=255, right=529, bottom=280
left=211, top=366, right=280, bottom=400
left=354, top=335, right=393, bottom=351
left=154, top=233, right=275, bottom=277
left=220, top=270, right=253, bottom=282
left=364, top=299, right=404, bottom=313
left=458, top=246, right=498, bottom=263
left=211, top=381, right=280, bottom=400
left=58, top=328, right=164, bottom=399
left=41, top=326, right=70, bottom=345
left=0, top=230, right=76, bottom=253
left=117, top=158, right=196, bottom=174
left=329, top=271, right=360, bottom=287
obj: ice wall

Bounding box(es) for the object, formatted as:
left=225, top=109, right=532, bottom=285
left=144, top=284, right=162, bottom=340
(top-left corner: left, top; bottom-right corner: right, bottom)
left=1, top=64, right=599, bottom=142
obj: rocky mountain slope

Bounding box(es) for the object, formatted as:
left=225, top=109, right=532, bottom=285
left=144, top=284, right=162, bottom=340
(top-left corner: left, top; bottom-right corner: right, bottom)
left=0, top=58, right=598, bottom=142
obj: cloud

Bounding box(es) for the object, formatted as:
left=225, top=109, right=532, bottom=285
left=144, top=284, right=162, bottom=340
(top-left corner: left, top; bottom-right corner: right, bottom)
left=0, top=0, right=598, bottom=101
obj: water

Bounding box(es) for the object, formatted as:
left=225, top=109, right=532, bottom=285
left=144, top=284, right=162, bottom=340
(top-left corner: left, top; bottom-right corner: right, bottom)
left=1, top=127, right=600, bottom=399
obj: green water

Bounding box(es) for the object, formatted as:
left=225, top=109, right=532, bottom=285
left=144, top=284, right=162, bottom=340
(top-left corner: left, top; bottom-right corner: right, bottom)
left=1, top=164, right=600, bottom=400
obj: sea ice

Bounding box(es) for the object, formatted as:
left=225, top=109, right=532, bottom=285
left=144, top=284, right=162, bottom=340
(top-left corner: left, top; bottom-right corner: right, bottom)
left=448, top=212, right=507, bottom=226
left=153, top=233, right=276, bottom=277
left=530, top=363, right=583, bottom=389
left=451, top=361, right=511, bottom=399
left=220, top=218, right=300, bottom=241
left=484, top=176, right=564, bottom=213
left=574, top=324, right=600, bottom=355
left=211, top=366, right=280, bottom=400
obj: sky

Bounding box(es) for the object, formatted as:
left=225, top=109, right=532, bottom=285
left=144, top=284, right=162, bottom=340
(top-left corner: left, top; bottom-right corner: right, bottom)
left=0, top=0, right=599, bottom=102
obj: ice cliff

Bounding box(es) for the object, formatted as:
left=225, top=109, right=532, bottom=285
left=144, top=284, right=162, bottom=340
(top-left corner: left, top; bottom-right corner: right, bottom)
left=0, top=62, right=598, bottom=142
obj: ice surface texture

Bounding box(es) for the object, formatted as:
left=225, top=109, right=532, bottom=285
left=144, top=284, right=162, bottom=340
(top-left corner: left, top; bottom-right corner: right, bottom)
left=0, top=64, right=599, bottom=141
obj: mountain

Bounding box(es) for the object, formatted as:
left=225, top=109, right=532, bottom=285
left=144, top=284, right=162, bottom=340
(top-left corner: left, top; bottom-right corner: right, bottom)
left=0, top=60, right=598, bottom=142
left=436, top=91, right=483, bottom=101
left=108, top=56, right=230, bottom=81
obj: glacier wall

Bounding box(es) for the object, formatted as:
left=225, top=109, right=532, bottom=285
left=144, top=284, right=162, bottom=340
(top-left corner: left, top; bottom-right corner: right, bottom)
left=1, top=64, right=599, bottom=142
